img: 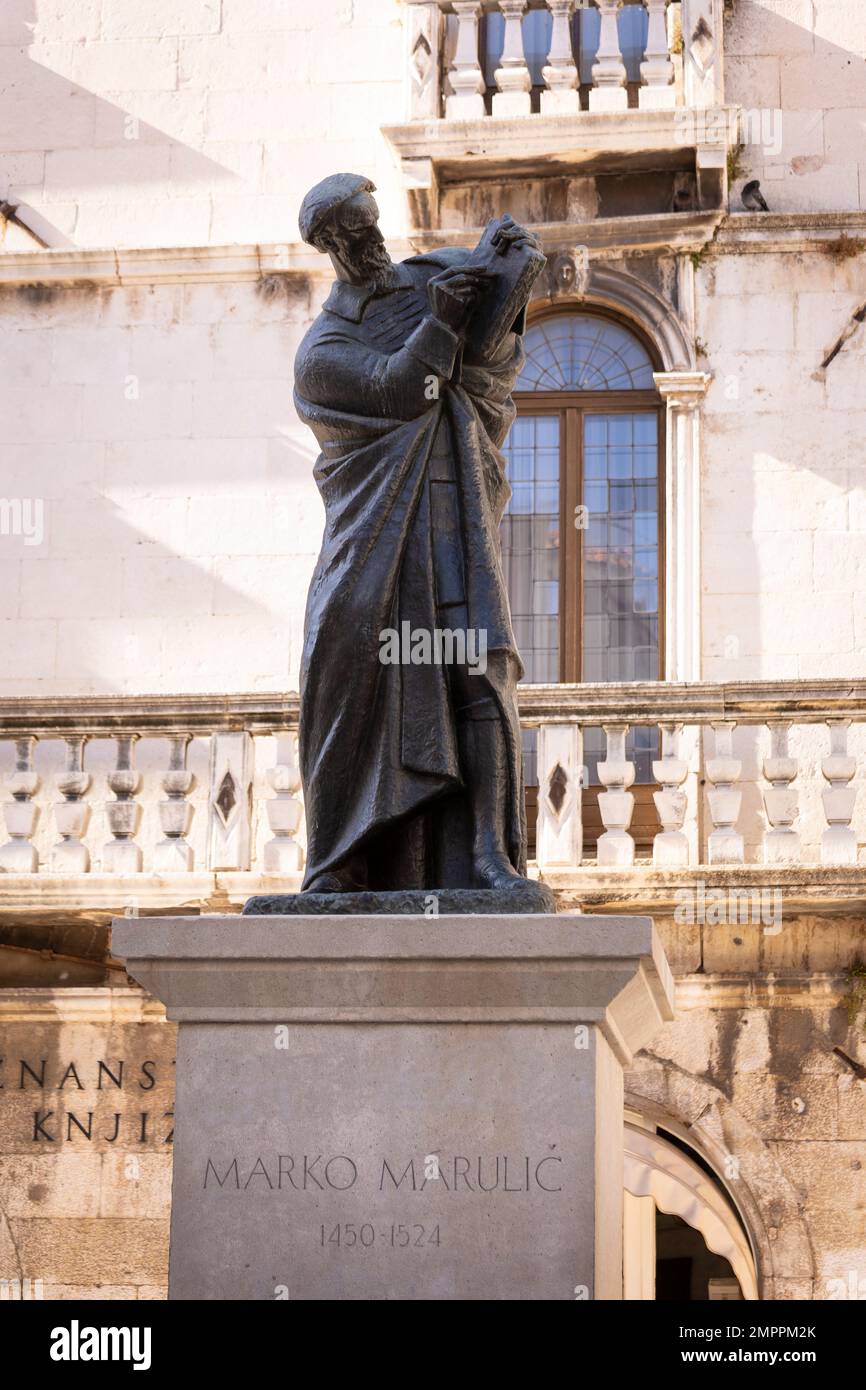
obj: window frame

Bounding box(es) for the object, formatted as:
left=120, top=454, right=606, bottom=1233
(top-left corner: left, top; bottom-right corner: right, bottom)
left=511, top=305, right=666, bottom=685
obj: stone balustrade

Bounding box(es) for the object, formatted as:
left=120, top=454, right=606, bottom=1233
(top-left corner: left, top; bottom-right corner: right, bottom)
left=408, top=0, right=723, bottom=121
left=0, top=682, right=864, bottom=880
left=0, top=694, right=302, bottom=881
left=520, top=680, right=866, bottom=872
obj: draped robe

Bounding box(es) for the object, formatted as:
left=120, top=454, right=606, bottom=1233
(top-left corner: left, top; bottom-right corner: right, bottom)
left=293, top=249, right=529, bottom=889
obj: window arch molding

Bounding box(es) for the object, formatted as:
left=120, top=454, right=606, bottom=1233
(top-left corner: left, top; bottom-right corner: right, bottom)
left=524, top=261, right=696, bottom=375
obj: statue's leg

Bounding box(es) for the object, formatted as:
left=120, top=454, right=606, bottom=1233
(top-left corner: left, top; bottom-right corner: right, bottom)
left=449, top=649, right=528, bottom=890
left=456, top=711, right=527, bottom=890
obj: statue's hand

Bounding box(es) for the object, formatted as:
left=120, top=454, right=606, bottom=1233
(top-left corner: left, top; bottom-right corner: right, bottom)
left=427, top=265, right=491, bottom=334
left=490, top=214, right=542, bottom=256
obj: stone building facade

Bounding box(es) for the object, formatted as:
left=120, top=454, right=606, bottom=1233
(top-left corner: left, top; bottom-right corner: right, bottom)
left=0, top=0, right=865, bottom=1300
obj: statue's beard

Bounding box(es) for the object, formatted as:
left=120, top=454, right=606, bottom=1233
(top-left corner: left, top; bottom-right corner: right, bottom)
left=352, top=239, right=394, bottom=289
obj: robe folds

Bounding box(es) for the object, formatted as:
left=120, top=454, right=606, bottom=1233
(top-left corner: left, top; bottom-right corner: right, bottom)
left=293, top=249, right=529, bottom=889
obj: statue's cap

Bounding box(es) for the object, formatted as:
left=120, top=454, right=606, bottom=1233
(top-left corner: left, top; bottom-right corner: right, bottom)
left=298, top=173, right=376, bottom=247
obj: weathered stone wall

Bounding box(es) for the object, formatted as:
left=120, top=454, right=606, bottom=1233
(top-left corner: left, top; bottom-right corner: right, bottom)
left=726, top=0, right=866, bottom=214
left=630, top=994, right=866, bottom=1294
left=698, top=242, right=866, bottom=684
left=0, top=990, right=174, bottom=1299
left=626, top=905, right=866, bottom=1299
left=696, top=235, right=866, bottom=858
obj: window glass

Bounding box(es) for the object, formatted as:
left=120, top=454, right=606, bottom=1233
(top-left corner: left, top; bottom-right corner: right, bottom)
left=517, top=313, right=656, bottom=391
left=500, top=415, right=561, bottom=687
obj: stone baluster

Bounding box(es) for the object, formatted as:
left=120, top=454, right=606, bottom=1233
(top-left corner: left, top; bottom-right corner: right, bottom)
left=652, top=722, right=689, bottom=866
left=263, top=733, right=305, bottom=874
left=408, top=1, right=443, bottom=120
left=541, top=0, right=579, bottom=114
left=51, top=735, right=91, bottom=873
left=639, top=0, right=675, bottom=108
left=207, top=733, right=253, bottom=871
left=0, top=736, right=40, bottom=872
left=535, top=720, right=584, bottom=871
left=596, top=723, right=636, bottom=866
left=761, top=720, right=800, bottom=864
left=104, top=734, right=142, bottom=873
left=821, top=720, right=858, bottom=866
left=154, top=734, right=195, bottom=872
left=590, top=0, right=627, bottom=111
left=446, top=1, right=486, bottom=119
left=492, top=0, right=532, bottom=117
left=705, top=721, right=743, bottom=864
left=681, top=0, right=723, bottom=108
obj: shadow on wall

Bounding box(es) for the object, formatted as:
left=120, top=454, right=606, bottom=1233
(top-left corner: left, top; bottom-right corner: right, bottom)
left=0, top=486, right=313, bottom=697
left=0, top=275, right=324, bottom=696
left=0, top=0, right=238, bottom=248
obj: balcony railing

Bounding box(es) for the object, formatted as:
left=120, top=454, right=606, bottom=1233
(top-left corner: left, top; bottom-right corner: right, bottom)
left=408, top=0, right=724, bottom=122
left=0, top=680, right=863, bottom=881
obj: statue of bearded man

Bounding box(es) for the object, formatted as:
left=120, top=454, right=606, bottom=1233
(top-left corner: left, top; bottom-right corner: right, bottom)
left=293, top=172, right=544, bottom=896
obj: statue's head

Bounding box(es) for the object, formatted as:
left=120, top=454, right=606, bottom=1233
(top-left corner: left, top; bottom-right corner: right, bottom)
left=298, top=173, right=393, bottom=287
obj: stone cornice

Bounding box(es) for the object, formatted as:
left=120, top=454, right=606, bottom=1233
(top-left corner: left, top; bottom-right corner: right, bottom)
left=0, top=986, right=164, bottom=1022
left=382, top=106, right=735, bottom=176
left=715, top=211, right=866, bottom=254
left=550, top=864, right=866, bottom=915
left=0, top=220, right=710, bottom=291
left=0, top=865, right=864, bottom=925
left=0, top=973, right=852, bottom=1021
left=0, top=690, right=300, bottom=736
left=3, top=679, right=866, bottom=736
left=0, top=242, right=335, bottom=288
left=516, top=677, right=866, bottom=725
left=653, top=370, right=712, bottom=406
left=410, top=211, right=723, bottom=258
left=0, top=211, right=858, bottom=288
left=674, top=974, right=850, bottom=1011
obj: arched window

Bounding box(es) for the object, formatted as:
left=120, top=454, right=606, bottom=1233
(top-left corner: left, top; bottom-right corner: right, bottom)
left=500, top=309, right=664, bottom=843
left=517, top=314, right=656, bottom=391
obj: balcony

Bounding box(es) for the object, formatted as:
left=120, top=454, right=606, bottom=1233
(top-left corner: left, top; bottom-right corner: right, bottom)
left=384, top=0, right=734, bottom=223
left=1, top=679, right=865, bottom=987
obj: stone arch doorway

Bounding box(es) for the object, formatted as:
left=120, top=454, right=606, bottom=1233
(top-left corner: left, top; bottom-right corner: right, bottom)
left=625, top=1073, right=817, bottom=1300
left=623, top=1117, right=759, bottom=1300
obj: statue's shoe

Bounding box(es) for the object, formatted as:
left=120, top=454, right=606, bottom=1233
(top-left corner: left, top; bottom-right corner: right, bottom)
left=303, top=869, right=367, bottom=893
left=303, top=873, right=347, bottom=893
left=473, top=854, right=534, bottom=892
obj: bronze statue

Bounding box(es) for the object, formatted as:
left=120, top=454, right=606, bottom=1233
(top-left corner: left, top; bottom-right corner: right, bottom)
left=290, top=173, right=546, bottom=897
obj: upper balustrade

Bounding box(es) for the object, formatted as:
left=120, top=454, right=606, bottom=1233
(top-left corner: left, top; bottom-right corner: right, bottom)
left=411, top=0, right=723, bottom=122
left=387, top=1, right=732, bottom=220
left=0, top=680, right=863, bottom=895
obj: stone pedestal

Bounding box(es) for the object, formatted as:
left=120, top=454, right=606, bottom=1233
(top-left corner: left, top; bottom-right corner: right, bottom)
left=113, top=913, right=674, bottom=1301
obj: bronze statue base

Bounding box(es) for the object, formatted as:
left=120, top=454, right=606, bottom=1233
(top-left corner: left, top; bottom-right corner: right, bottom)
left=242, top=884, right=556, bottom=916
